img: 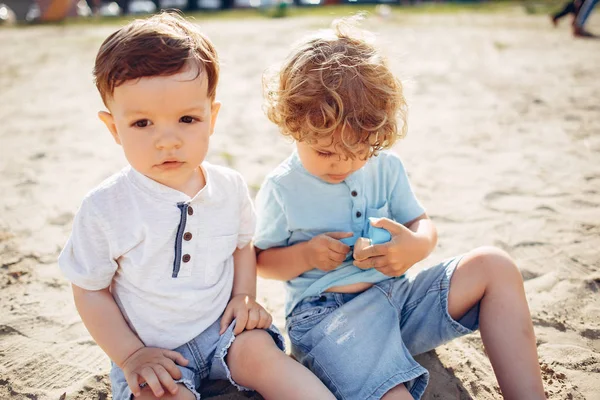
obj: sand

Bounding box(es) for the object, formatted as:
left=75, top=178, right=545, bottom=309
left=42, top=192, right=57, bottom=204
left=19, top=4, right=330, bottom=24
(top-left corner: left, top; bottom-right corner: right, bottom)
left=1, top=7, right=599, bottom=400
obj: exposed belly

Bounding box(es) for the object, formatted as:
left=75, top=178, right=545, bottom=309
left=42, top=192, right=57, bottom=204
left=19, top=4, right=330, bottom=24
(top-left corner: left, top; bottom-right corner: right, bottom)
left=325, top=281, right=374, bottom=294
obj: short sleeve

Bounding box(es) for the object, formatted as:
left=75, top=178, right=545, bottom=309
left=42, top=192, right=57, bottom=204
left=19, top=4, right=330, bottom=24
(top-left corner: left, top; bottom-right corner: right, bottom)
left=253, top=179, right=291, bottom=250
left=235, top=173, right=257, bottom=249
left=387, top=154, right=426, bottom=224
left=58, top=199, right=118, bottom=290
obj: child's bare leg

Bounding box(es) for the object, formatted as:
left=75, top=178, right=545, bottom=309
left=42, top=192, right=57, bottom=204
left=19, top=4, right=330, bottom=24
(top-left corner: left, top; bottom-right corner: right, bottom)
left=136, top=383, right=195, bottom=400
left=448, top=246, right=545, bottom=399
left=381, top=383, right=412, bottom=399
left=226, top=329, right=335, bottom=400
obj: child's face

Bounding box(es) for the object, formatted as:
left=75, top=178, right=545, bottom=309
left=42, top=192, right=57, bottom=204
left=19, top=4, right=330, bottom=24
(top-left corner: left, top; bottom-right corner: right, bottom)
left=99, top=66, right=220, bottom=194
left=296, top=137, right=369, bottom=184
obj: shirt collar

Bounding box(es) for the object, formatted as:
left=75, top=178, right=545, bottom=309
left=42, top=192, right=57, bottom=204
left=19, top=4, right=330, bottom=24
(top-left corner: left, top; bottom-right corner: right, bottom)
left=125, top=164, right=213, bottom=204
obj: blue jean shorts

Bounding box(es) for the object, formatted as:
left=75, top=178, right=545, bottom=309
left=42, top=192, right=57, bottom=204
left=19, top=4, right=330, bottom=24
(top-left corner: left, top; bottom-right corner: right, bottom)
left=109, top=319, right=285, bottom=400
left=286, top=256, right=480, bottom=400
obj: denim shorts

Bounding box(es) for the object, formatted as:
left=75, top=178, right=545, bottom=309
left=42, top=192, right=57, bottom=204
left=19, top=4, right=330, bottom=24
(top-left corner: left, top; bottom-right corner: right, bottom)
left=286, top=255, right=479, bottom=400
left=110, top=319, right=285, bottom=400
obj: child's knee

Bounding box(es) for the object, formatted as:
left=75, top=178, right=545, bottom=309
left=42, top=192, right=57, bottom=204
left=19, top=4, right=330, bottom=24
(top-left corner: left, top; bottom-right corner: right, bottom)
left=463, top=246, right=522, bottom=284
left=226, top=329, right=283, bottom=387
left=227, top=329, right=279, bottom=370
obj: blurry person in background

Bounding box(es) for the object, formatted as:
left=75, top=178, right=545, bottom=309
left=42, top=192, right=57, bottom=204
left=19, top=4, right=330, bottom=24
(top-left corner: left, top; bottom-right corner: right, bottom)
left=550, top=0, right=582, bottom=27
left=112, top=0, right=223, bottom=14
left=189, top=0, right=236, bottom=12
left=85, top=0, right=100, bottom=14
left=114, top=0, right=132, bottom=14
left=573, top=0, right=598, bottom=37
left=113, top=0, right=161, bottom=14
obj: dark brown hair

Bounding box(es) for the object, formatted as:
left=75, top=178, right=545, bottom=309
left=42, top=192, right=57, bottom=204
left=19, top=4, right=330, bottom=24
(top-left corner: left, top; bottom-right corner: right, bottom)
left=94, top=12, right=219, bottom=105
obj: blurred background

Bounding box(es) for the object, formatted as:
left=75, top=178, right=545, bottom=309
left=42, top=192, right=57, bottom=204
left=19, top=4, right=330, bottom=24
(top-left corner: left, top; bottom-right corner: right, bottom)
left=1, top=1, right=599, bottom=400
left=0, top=1, right=586, bottom=22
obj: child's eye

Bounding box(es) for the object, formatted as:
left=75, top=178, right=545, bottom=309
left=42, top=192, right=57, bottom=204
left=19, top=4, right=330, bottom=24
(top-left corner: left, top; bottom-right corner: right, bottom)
left=132, top=119, right=151, bottom=128
left=357, top=149, right=370, bottom=159
left=316, top=151, right=334, bottom=158
left=180, top=116, right=197, bottom=124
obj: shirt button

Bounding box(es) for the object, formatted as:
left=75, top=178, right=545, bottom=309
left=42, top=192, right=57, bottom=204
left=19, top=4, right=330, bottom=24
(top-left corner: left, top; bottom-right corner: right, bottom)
left=351, top=190, right=358, bottom=197
left=182, top=254, right=191, bottom=263
left=356, top=211, right=362, bottom=218
left=187, top=206, right=194, bottom=216
left=183, top=232, right=193, bottom=241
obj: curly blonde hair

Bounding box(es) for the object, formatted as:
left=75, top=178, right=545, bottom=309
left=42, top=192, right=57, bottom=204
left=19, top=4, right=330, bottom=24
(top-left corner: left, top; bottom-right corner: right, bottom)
left=263, top=16, right=407, bottom=158
left=94, top=12, right=219, bottom=106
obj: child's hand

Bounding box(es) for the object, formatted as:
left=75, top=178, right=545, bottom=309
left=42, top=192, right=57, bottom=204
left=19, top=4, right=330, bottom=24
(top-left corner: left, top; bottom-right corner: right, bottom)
left=220, top=294, right=273, bottom=335
left=353, top=218, right=423, bottom=277
left=121, top=346, right=189, bottom=398
left=306, top=232, right=353, bottom=271
left=352, top=237, right=372, bottom=260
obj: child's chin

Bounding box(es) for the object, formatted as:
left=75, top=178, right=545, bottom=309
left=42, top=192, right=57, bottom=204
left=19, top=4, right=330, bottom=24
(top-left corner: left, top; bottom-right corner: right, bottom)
left=323, top=177, right=346, bottom=184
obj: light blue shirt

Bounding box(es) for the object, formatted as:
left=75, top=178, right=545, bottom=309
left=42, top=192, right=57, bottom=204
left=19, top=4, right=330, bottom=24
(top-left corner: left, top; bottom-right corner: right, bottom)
left=254, top=151, right=425, bottom=316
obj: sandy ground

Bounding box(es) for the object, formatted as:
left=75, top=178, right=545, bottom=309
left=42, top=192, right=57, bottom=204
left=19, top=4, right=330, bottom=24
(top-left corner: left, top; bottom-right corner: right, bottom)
left=1, top=7, right=599, bottom=400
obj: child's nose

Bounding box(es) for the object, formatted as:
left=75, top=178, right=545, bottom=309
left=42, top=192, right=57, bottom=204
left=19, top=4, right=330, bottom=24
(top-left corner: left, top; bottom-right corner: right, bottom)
left=332, top=157, right=352, bottom=169
left=156, top=129, right=182, bottom=149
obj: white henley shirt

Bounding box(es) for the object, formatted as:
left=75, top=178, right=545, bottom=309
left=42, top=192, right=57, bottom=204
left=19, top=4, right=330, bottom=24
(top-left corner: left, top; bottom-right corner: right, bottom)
left=58, top=163, right=255, bottom=349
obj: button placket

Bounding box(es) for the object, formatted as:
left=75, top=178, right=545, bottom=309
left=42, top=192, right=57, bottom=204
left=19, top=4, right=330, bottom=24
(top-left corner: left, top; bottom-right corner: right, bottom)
left=178, top=203, right=195, bottom=277
left=345, top=179, right=364, bottom=231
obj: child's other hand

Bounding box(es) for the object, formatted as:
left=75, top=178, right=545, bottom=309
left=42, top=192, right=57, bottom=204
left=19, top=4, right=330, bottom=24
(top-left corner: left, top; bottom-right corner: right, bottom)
left=353, top=218, right=422, bottom=277
left=306, top=232, right=353, bottom=271
left=220, top=294, right=273, bottom=335
left=352, top=237, right=372, bottom=259
left=121, top=346, right=189, bottom=398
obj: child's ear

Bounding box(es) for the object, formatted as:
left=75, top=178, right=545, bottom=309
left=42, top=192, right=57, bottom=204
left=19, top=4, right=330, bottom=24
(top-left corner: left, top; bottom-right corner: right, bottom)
left=209, top=101, right=221, bottom=136
left=98, top=111, right=121, bottom=145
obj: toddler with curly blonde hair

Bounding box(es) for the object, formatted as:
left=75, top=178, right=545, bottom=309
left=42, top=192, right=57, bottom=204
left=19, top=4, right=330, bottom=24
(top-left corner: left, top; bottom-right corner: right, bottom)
left=255, top=16, right=545, bottom=400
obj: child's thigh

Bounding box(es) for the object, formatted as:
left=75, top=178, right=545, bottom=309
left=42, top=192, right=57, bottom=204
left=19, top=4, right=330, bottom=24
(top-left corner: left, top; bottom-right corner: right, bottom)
left=390, top=256, right=480, bottom=356
left=287, top=290, right=429, bottom=400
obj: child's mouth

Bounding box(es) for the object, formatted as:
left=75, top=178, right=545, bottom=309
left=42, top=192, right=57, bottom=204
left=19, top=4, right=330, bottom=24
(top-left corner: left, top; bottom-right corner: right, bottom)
left=157, top=160, right=184, bottom=170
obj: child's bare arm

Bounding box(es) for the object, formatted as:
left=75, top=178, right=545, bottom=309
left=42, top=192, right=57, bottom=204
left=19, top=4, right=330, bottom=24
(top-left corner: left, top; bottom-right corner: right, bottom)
left=220, top=243, right=273, bottom=335
left=353, top=214, right=438, bottom=276
left=256, top=242, right=312, bottom=281
left=72, top=284, right=188, bottom=398
left=256, top=231, right=353, bottom=281
left=72, top=285, right=143, bottom=366
left=230, top=242, right=258, bottom=299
